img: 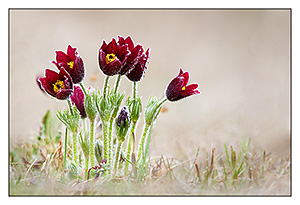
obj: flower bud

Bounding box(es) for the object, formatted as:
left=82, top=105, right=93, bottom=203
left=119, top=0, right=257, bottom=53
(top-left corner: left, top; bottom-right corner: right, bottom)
left=144, top=95, right=161, bottom=126
left=126, top=97, right=142, bottom=123
left=85, top=92, right=97, bottom=121
left=115, top=106, right=130, bottom=142
left=70, top=85, right=87, bottom=118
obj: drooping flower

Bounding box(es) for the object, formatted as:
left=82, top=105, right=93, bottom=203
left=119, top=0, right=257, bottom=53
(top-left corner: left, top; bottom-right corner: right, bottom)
left=38, top=68, right=73, bottom=100
left=98, top=38, right=130, bottom=76
left=117, top=36, right=144, bottom=75
left=70, top=85, right=87, bottom=118
left=126, top=47, right=150, bottom=82
left=165, top=68, right=200, bottom=102
left=52, top=45, right=85, bottom=84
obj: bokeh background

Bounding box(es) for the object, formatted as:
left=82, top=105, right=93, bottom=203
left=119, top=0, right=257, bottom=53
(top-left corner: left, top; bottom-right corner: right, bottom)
left=10, top=9, right=290, bottom=158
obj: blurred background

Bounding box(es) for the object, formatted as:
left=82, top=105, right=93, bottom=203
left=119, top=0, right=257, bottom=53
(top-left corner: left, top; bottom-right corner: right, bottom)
left=9, top=9, right=290, bottom=158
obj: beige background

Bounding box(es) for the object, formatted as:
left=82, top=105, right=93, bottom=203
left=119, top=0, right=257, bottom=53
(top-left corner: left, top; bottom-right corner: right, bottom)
left=10, top=10, right=290, bottom=157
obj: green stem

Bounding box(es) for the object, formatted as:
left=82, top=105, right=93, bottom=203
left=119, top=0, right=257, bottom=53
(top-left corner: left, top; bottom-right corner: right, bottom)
left=138, top=118, right=155, bottom=181
left=137, top=124, right=150, bottom=165
left=102, top=121, right=109, bottom=164
left=85, top=156, right=89, bottom=178
left=72, top=131, right=79, bottom=165
left=124, top=121, right=137, bottom=177
left=108, top=118, right=113, bottom=167
left=89, top=120, right=95, bottom=167
left=82, top=118, right=86, bottom=133
left=158, top=98, right=167, bottom=109
left=113, top=74, right=121, bottom=94
left=79, top=82, right=88, bottom=96
left=103, top=76, right=110, bottom=98
left=63, top=128, right=68, bottom=170
left=67, top=99, right=73, bottom=115
left=113, top=141, right=123, bottom=177
left=133, top=81, right=137, bottom=100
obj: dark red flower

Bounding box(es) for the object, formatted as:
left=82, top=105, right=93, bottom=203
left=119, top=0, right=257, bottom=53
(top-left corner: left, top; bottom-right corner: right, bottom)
left=98, top=38, right=130, bottom=76
left=52, top=45, right=85, bottom=84
left=126, top=47, right=150, bottom=82
left=165, top=68, right=200, bottom=102
left=117, top=36, right=144, bottom=75
left=70, top=85, right=87, bottom=118
left=38, top=68, right=73, bottom=100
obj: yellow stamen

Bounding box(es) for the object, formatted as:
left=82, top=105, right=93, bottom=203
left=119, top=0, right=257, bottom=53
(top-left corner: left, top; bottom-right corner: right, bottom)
left=53, top=80, right=65, bottom=93
left=105, top=53, right=117, bottom=64
left=182, top=86, right=186, bottom=91
left=67, top=61, right=74, bottom=69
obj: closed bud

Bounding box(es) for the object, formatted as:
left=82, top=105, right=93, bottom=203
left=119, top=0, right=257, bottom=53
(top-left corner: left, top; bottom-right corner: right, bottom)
left=85, top=92, right=97, bottom=121
left=145, top=95, right=161, bottom=126
left=115, top=106, right=130, bottom=142
left=127, top=97, right=142, bottom=123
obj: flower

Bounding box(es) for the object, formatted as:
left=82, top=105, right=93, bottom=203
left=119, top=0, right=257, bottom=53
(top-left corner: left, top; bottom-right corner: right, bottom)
left=52, top=45, right=85, bottom=84
left=38, top=68, right=73, bottom=100
left=70, top=85, right=87, bottom=118
left=98, top=38, right=130, bottom=76
left=126, top=47, right=150, bottom=82
left=165, top=68, right=200, bottom=102
left=117, top=36, right=144, bottom=75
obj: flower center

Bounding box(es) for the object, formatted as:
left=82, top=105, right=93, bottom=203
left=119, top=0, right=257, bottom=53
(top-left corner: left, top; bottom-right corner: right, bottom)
left=105, top=53, right=117, bottom=64
left=53, top=80, right=65, bottom=93
left=67, top=61, right=74, bottom=69
left=182, top=86, right=186, bottom=91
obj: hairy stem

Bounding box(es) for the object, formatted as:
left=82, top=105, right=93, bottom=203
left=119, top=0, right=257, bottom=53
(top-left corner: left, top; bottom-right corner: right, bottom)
left=113, top=141, right=123, bottom=177
left=108, top=118, right=113, bottom=168
left=85, top=155, right=89, bottom=178
left=79, top=82, right=88, bottom=96
left=133, top=81, right=137, bottom=99
left=137, top=124, right=150, bottom=165
left=89, top=120, right=95, bottom=167
left=113, top=74, right=121, bottom=94
left=67, top=99, right=74, bottom=115
left=103, top=76, right=110, bottom=99
left=124, top=121, right=137, bottom=177
left=72, top=131, right=79, bottom=165
left=102, top=121, right=109, bottom=165
left=63, top=128, right=68, bottom=170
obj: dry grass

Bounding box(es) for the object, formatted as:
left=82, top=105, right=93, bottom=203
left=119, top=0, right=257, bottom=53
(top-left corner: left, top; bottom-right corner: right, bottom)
left=9, top=111, right=290, bottom=196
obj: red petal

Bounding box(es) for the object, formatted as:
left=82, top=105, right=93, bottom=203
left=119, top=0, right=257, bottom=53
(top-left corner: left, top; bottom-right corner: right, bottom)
left=185, top=83, right=198, bottom=91
left=105, top=38, right=119, bottom=54
left=181, top=71, right=189, bottom=86
left=118, top=36, right=126, bottom=46
left=56, top=89, right=73, bottom=100
left=118, top=44, right=129, bottom=62
left=125, top=36, right=134, bottom=51
left=55, top=51, right=71, bottom=64
left=99, top=49, right=107, bottom=69
left=67, top=45, right=77, bottom=61
left=38, top=77, right=56, bottom=97
left=100, top=40, right=107, bottom=50
left=45, top=69, right=59, bottom=84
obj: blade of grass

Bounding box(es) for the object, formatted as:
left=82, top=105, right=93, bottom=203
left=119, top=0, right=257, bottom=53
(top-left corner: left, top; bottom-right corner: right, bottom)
left=224, top=144, right=231, bottom=168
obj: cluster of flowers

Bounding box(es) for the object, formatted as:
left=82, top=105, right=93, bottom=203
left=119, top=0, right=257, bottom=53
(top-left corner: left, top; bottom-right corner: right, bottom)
left=37, top=36, right=200, bottom=179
